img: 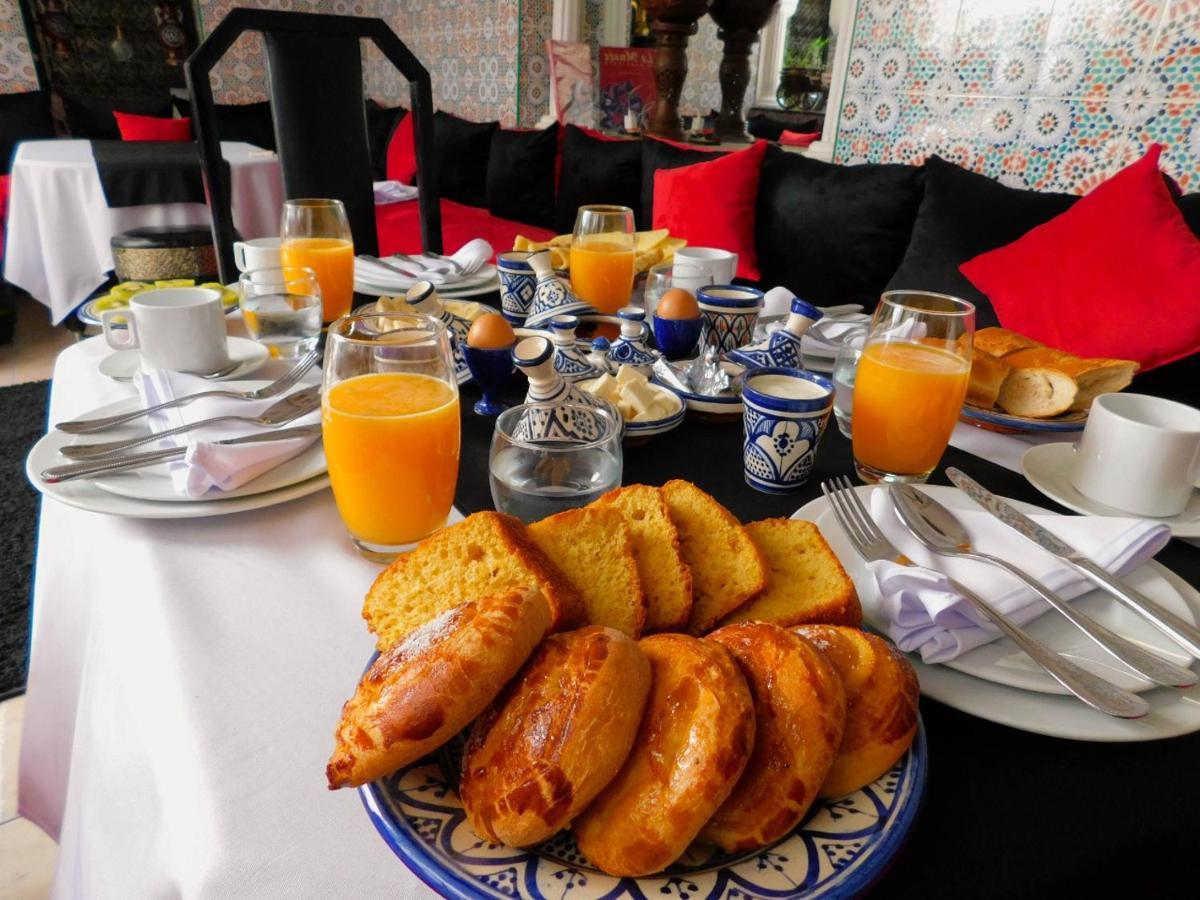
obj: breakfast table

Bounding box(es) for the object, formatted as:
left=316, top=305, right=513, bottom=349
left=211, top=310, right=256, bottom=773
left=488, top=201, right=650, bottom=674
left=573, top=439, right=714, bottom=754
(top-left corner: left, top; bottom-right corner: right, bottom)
left=19, top=315, right=1200, bottom=897
left=3, top=140, right=283, bottom=324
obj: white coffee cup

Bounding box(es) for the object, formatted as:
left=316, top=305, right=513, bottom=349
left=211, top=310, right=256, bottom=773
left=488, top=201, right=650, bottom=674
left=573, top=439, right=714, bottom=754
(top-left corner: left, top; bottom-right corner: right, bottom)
left=1070, top=393, right=1200, bottom=517
left=674, top=247, right=737, bottom=286
left=233, top=236, right=282, bottom=272
left=100, top=287, right=231, bottom=375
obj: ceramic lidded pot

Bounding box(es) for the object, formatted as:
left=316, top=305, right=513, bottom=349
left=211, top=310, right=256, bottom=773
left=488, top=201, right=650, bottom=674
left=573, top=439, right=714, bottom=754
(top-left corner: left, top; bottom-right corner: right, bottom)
left=524, top=249, right=595, bottom=328
left=462, top=313, right=517, bottom=415
left=511, top=335, right=618, bottom=442
left=741, top=366, right=834, bottom=493
left=727, top=296, right=823, bottom=371
left=697, top=284, right=765, bottom=355
left=607, top=307, right=660, bottom=374
left=497, top=251, right=537, bottom=325
left=549, top=314, right=603, bottom=382
left=588, top=336, right=614, bottom=375
left=406, top=280, right=469, bottom=383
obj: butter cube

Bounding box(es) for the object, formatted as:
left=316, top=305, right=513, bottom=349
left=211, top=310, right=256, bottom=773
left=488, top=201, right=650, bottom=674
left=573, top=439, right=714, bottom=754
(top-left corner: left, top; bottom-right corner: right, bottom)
left=584, top=373, right=621, bottom=404
left=615, top=365, right=642, bottom=388
left=619, top=378, right=658, bottom=419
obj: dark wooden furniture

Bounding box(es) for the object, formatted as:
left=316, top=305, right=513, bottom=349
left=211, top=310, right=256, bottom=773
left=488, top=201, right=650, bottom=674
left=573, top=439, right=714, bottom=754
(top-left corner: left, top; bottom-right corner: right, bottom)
left=643, top=0, right=712, bottom=141
left=710, top=0, right=779, bottom=143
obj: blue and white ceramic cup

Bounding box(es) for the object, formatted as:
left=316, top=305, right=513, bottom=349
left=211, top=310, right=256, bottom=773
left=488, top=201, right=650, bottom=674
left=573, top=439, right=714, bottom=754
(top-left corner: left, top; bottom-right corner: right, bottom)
left=497, top=251, right=536, bottom=325
left=697, top=285, right=764, bottom=355
left=742, top=366, right=835, bottom=493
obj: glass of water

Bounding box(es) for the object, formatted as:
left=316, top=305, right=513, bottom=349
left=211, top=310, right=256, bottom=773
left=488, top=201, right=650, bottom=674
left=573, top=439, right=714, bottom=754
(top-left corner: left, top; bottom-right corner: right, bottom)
left=489, top=402, right=623, bottom=523
left=238, top=266, right=323, bottom=358
left=831, top=327, right=867, bottom=438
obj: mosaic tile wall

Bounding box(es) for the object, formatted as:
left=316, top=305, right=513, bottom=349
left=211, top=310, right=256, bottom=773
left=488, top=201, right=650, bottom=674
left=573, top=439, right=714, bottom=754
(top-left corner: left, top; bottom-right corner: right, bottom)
left=833, top=0, right=1200, bottom=193
left=0, top=0, right=37, bottom=92
left=679, top=14, right=761, bottom=119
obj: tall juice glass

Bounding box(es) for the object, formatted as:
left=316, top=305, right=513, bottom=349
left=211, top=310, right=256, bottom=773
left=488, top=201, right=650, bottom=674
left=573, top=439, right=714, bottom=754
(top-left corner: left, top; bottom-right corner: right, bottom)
left=281, top=198, right=354, bottom=324
left=570, top=204, right=635, bottom=314
left=851, top=291, right=974, bottom=483
left=323, top=314, right=461, bottom=561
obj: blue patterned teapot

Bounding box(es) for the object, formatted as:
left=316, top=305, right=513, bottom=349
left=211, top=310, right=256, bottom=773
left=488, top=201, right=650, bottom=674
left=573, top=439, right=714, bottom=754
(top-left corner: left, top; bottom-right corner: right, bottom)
left=511, top=335, right=617, bottom=442
left=549, top=315, right=603, bottom=382
left=523, top=249, right=595, bottom=328
left=607, top=307, right=660, bottom=374
left=726, top=297, right=823, bottom=372
left=405, top=280, right=470, bottom=384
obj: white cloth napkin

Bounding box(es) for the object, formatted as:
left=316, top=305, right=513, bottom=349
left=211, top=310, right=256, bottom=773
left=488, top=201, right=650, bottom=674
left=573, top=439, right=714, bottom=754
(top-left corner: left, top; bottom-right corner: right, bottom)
left=372, top=180, right=418, bottom=204
left=865, top=488, right=1172, bottom=663
left=354, top=238, right=494, bottom=290
left=134, top=369, right=321, bottom=498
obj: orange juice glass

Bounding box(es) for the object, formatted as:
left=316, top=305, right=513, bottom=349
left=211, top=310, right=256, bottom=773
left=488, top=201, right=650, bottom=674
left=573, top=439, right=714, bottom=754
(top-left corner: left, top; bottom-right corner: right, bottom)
left=281, top=198, right=354, bottom=323
left=323, top=315, right=461, bottom=560
left=570, top=205, right=635, bottom=313
left=851, top=291, right=974, bottom=483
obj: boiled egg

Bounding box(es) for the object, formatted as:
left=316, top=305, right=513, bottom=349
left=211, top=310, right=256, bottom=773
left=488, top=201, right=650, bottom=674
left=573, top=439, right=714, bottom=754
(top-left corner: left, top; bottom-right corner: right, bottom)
left=655, top=287, right=700, bottom=320
left=467, top=312, right=516, bottom=349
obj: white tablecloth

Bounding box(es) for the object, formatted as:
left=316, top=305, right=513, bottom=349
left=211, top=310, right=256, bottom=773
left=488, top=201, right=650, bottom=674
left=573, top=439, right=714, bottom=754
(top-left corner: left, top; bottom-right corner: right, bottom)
left=3, top=140, right=283, bottom=324
left=19, top=336, right=437, bottom=898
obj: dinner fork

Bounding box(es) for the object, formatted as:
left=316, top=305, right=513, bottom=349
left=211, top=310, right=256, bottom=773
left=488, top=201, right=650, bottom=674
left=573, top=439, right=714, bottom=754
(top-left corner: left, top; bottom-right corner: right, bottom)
left=400, top=251, right=465, bottom=275
left=821, top=476, right=1149, bottom=719
left=55, top=350, right=320, bottom=434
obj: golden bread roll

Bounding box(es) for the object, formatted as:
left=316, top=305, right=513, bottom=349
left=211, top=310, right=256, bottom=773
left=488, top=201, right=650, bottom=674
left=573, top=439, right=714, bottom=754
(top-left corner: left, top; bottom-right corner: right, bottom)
left=460, top=626, right=652, bottom=847
left=326, top=588, right=552, bottom=789
left=573, top=634, right=756, bottom=876
left=996, top=364, right=1078, bottom=417
left=792, top=625, right=920, bottom=798
left=700, top=623, right=846, bottom=853
left=973, top=326, right=1042, bottom=358
left=966, top=352, right=1012, bottom=409
left=1003, top=347, right=1138, bottom=412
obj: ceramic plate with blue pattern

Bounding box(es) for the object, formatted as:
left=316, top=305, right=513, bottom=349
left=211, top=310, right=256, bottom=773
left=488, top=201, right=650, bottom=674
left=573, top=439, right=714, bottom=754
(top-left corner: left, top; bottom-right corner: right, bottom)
left=360, top=720, right=927, bottom=899
left=960, top=402, right=1087, bottom=434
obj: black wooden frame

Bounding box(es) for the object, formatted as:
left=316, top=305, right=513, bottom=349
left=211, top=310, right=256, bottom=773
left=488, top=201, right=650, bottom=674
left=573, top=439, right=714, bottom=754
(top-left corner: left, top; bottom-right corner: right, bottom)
left=184, top=9, right=441, bottom=283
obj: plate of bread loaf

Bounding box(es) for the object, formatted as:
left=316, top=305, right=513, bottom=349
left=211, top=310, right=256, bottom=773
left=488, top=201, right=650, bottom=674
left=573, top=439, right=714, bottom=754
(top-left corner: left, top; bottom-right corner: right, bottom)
left=328, top=481, right=927, bottom=899
left=963, top=327, right=1139, bottom=433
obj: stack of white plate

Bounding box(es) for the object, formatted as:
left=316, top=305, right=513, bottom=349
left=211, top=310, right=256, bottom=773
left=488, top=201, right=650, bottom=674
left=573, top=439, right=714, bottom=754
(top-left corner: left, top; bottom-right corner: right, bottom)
left=353, top=261, right=499, bottom=300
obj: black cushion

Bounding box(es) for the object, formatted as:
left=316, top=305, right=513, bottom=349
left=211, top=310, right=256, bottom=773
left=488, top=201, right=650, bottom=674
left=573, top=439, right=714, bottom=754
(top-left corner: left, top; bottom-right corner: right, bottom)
left=365, top=99, right=405, bottom=181
left=887, top=155, right=1078, bottom=327
left=555, top=125, right=643, bottom=233
left=433, top=110, right=498, bottom=208
left=755, top=145, right=925, bottom=309
left=486, top=123, right=558, bottom=229
left=640, top=137, right=726, bottom=229
left=62, top=94, right=172, bottom=140
left=174, top=98, right=276, bottom=151
left=0, top=91, right=55, bottom=174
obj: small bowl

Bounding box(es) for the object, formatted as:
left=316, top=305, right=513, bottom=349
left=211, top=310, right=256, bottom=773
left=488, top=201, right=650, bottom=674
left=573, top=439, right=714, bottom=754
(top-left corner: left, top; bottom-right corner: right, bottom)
left=652, top=360, right=746, bottom=422
left=578, top=378, right=685, bottom=445
left=652, top=314, right=703, bottom=361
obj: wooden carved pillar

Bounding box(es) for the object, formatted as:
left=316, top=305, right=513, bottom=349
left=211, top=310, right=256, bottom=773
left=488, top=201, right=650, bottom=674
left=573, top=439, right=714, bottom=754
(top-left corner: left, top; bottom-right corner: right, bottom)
left=644, top=0, right=711, bottom=141
left=710, top=0, right=779, bottom=143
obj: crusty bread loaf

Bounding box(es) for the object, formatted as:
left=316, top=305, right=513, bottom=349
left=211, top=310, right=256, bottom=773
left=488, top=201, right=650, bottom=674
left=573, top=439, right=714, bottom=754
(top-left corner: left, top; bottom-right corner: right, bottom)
left=363, top=511, right=581, bottom=650
left=700, top=623, right=846, bottom=853
left=594, top=485, right=693, bottom=632
left=1003, top=347, right=1137, bottom=412
left=573, top=634, right=756, bottom=876
left=661, top=480, right=769, bottom=634
left=721, top=519, right=860, bottom=629
left=996, top=365, right=1078, bottom=417
left=460, top=626, right=651, bottom=847
left=974, top=326, right=1042, bottom=358
left=793, top=625, right=920, bottom=798
left=966, top=352, right=1012, bottom=409
left=527, top=506, right=646, bottom=638
left=327, top=588, right=552, bottom=789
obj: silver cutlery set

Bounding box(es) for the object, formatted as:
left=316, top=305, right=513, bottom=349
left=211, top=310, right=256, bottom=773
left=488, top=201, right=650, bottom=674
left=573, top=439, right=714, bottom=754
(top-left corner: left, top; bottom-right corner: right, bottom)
left=42, top=350, right=322, bottom=484
left=823, top=470, right=1200, bottom=719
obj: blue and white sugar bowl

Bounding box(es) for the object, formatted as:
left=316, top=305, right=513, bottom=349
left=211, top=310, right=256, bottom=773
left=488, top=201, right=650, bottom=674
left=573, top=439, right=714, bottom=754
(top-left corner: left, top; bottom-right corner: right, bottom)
left=741, top=366, right=834, bottom=494
left=697, top=285, right=764, bottom=355
left=524, top=249, right=595, bottom=328
left=549, top=314, right=602, bottom=382
left=727, top=297, right=823, bottom=371
left=607, top=307, right=660, bottom=374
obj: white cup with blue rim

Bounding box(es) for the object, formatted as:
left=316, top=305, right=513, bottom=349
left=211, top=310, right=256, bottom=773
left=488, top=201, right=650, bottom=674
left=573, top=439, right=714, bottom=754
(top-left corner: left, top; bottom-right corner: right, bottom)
left=497, top=251, right=537, bottom=325
left=742, top=367, right=835, bottom=493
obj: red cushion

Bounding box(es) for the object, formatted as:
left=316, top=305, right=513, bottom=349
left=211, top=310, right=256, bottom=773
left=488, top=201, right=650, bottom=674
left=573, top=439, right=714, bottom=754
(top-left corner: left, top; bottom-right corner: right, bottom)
left=651, top=140, right=767, bottom=281
left=960, top=144, right=1200, bottom=370
left=779, top=130, right=820, bottom=148
left=376, top=197, right=555, bottom=260
left=385, top=113, right=418, bottom=184
left=113, top=111, right=192, bottom=142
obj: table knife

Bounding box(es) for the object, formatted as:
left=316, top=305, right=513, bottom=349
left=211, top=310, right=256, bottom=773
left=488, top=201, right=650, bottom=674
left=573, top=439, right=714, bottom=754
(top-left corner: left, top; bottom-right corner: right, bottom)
left=947, top=467, right=1200, bottom=659
left=41, top=425, right=322, bottom=484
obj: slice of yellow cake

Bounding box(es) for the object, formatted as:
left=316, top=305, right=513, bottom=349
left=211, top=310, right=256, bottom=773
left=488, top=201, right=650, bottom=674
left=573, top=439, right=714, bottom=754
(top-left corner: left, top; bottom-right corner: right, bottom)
left=526, top=506, right=646, bottom=637
left=594, top=484, right=693, bottom=632
left=363, top=511, right=581, bottom=650
left=721, top=519, right=861, bottom=628
left=661, top=480, right=768, bottom=634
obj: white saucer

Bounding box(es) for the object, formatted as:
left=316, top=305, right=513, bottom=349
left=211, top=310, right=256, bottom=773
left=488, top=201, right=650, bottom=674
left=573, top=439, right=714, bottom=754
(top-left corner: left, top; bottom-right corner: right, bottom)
left=1022, top=442, right=1200, bottom=539
left=98, top=337, right=270, bottom=384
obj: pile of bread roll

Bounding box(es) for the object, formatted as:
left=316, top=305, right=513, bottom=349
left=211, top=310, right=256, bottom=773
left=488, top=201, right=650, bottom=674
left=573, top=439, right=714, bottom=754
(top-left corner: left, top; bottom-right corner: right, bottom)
left=327, top=485, right=920, bottom=878
left=967, top=327, right=1138, bottom=418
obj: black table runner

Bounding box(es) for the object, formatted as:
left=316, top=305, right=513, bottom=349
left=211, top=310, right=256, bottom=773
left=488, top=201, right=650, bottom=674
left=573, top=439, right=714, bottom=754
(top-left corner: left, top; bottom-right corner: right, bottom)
left=90, top=140, right=226, bottom=208
left=451, top=361, right=1199, bottom=896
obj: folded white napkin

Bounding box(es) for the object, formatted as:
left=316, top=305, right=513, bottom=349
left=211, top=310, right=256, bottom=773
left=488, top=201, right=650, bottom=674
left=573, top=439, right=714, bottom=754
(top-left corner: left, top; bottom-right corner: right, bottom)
left=134, top=369, right=321, bottom=498
left=372, top=180, right=419, bottom=204
left=763, top=286, right=797, bottom=318
left=865, top=488, right=1172, bottom=663
left=354, top=238, right=494, bottom=290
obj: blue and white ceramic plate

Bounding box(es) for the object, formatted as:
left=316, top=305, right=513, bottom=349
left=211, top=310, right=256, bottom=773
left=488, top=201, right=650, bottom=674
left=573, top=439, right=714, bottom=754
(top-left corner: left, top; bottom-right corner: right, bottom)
left=960, top=402, right=1087, bottom=434
left=360, top=721, right=927, bottom=900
